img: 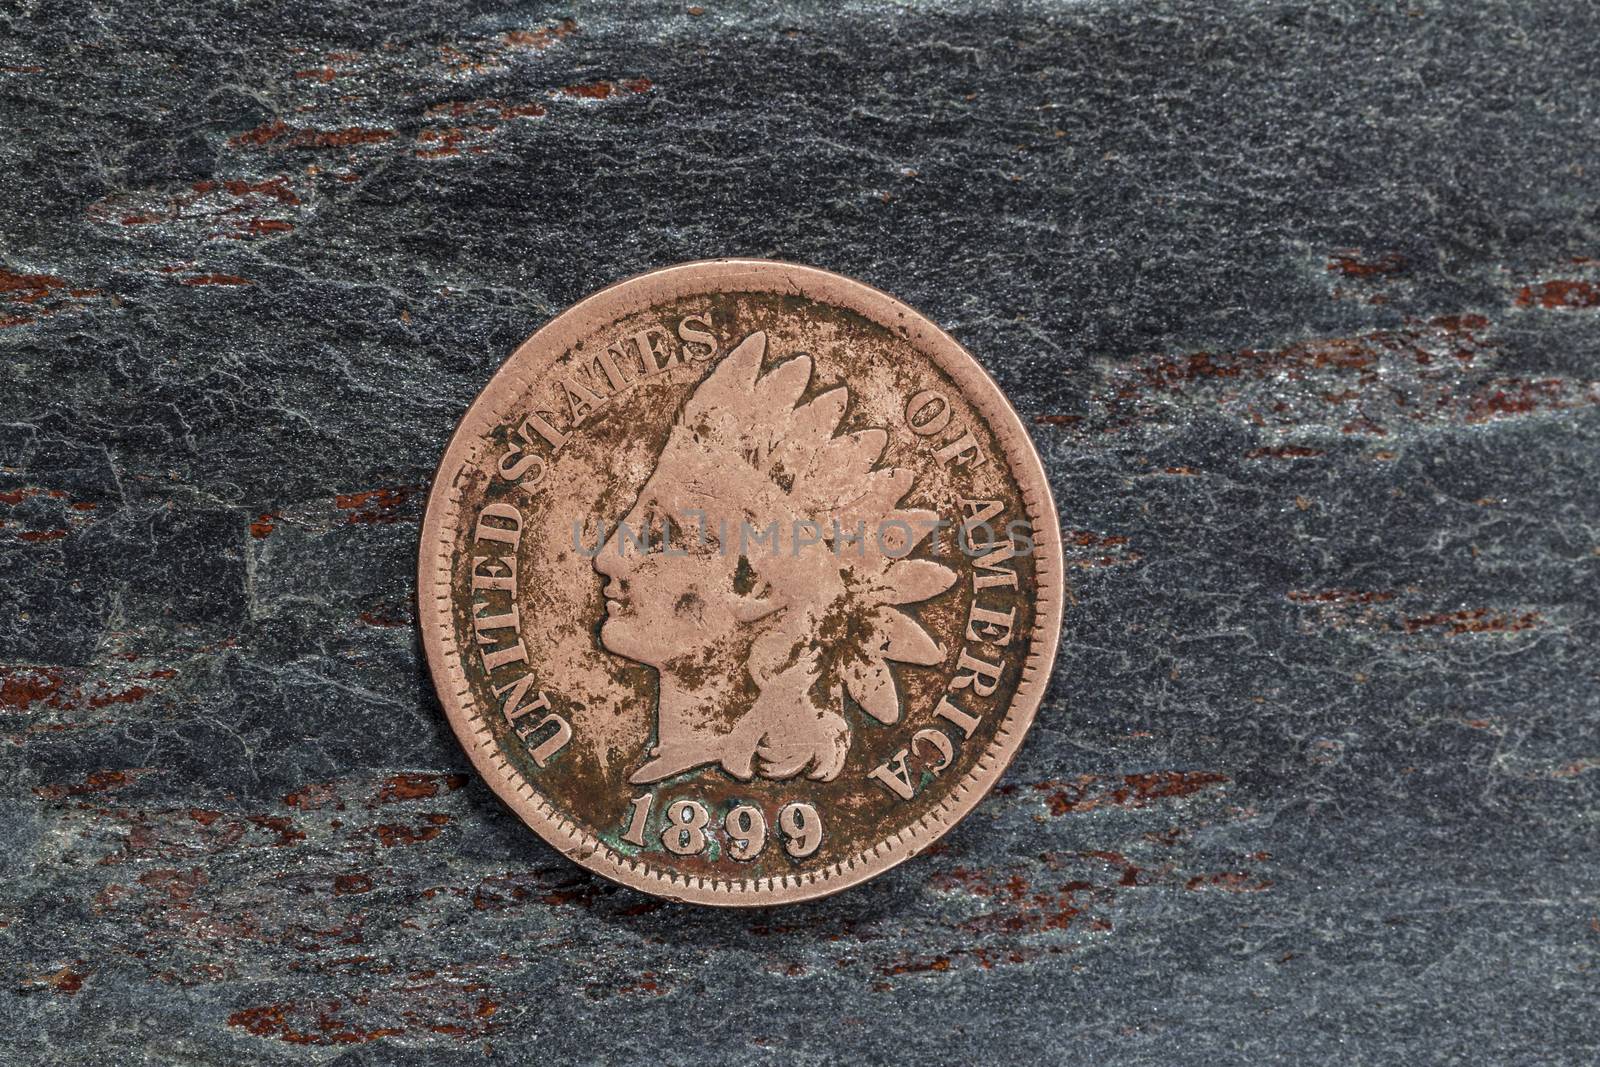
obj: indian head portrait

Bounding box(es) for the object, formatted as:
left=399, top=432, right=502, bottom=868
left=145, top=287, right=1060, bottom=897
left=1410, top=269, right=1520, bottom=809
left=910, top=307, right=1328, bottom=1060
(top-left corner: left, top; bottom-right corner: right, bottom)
left=591, top=331, right=961, bottom=786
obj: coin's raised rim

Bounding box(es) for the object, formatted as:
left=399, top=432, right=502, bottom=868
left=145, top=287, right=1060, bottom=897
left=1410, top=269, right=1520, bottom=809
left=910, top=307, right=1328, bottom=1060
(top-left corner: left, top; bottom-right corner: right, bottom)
left=418, top=258, right=1063, bottom=906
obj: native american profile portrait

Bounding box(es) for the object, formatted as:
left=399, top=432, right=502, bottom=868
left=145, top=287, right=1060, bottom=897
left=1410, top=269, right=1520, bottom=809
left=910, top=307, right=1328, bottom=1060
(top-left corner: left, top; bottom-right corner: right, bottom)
left=593, top=331, right=959, bottom=784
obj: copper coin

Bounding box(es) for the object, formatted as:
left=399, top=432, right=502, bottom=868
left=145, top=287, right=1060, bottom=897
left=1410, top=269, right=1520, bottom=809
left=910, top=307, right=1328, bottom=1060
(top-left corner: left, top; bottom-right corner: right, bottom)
left=419, top=259, right=1064, bottom=905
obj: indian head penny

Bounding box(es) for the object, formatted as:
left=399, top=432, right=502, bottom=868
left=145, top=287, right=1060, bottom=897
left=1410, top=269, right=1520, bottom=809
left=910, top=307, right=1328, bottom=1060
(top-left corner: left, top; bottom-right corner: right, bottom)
left=419, top=260, right=1063, bottom=905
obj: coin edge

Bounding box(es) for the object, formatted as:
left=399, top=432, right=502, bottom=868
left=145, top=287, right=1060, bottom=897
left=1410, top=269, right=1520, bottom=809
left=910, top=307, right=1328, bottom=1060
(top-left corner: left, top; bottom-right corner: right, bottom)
left=417, top=258, right=1065, bottom=906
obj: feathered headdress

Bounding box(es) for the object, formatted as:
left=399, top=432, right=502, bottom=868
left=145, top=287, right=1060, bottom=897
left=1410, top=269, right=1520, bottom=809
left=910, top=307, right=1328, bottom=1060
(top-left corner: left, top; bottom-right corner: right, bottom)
left=670, top=331, right=958, bottom=725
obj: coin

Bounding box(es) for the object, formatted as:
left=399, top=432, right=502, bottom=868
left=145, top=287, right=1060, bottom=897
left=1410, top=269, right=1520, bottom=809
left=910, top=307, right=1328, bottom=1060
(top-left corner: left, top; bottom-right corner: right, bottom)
left=419, top=260, right=1063, bottom=905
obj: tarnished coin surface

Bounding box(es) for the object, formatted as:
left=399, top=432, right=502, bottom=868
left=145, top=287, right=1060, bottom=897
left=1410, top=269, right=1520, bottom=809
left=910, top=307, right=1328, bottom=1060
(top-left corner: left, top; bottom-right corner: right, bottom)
left=419, top=260, right=1063, bottom=905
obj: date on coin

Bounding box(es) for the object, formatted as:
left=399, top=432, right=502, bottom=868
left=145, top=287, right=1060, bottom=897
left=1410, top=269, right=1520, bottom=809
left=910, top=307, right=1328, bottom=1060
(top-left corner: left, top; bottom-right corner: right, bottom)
left=419, top=260, right=1063, bottom=905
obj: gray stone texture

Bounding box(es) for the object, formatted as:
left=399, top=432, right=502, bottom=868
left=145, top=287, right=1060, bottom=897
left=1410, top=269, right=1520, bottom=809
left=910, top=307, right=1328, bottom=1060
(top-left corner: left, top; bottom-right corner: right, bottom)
left=1, top=0, right=1597, bottom=1063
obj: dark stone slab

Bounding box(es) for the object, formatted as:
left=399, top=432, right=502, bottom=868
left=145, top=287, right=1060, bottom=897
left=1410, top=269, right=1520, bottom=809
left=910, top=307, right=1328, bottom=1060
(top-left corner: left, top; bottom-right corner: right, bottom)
left=1, top=1, right=1596, bottom=1062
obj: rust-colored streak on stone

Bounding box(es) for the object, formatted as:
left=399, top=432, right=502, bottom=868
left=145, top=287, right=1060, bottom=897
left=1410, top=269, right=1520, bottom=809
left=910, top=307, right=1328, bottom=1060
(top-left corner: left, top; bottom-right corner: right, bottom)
left=1515, top=280, right=1600, bottom=310
left=335, top=486, right=421, bottom=524
left=20, top=966, right=90, bottom=995
left=558, top=77, right=653, bottom=100
left=922, top=845, right=1273, bottom=956
left=0, top=667, right=64, bottom=710
left=374, top=772, right=467, bottom=804
left=1552, top=759, right=1600, bottom=778
left=414, top=128, right=472, bottom=160
left=180, top=274, right=252, bottom=287
left=1185, top=871, right=1273, bottom=892
left=1033, top=414, right=1081, bottom=426
left=1327, top=251, right=1408, bottom=278
left=137, top=867, right=206, bottom=901
left=1463, top=378, right=1599, bottom=423
left=229, top=1005, right=296, bottom=1039
left=1138, top=315, right=1493, bottom=394
left=1244, top=445, right=1326, bottom=460
left=929, top=866, right=1095, bottom=934
left=356, top=609, right=411, bottom=627
left=614, top=972, right=667, bottom=996
left=1290, top=591, right=1541, bottom=638
left=371, top=815, right=450, bottom=848
left=1141, top=336, right=1380, bottom=389
left=454, top=872, right=633, bottom=912
left=240, top=218, right=295, bottom=237
left=249, top=512, right=278, bottom=538
left=228, top=1005, right=303, bottom=1042
left=561, top=81, right=616, bottom=99
left=1287, top=589, right=1395, bottom=604
left=230, top=121, right=394, bottom=151
left=425, top=100, right=548, bottom=120
left=283, top=782, right=340, bottom=810
left=1062, top=529, right=1141, bottom=570
left=90, top=178, right=302, bottom=241
left=34, top=768, right=154, bottom=801
left=288, top=127, right=395, bottom=149
left=0, top=267, right=68, bottom=302
left=17, top=529, right=69, bottom=542
left=228, top=1001, right=408, bottom=1045
left=229, top=118, right=289, bottom=147
left=0, top=265, right=101, bottom=327
left=415, top=100, right=549, bottom=158
left=1402, top=609, right=1540, bottom=636
left=930, top=867, right=1032, bottom=903
left=333, top=873, right=374, bottom=895
left=1066, top=530, right=1129, bottom=549
left=881, top=955, right=951, bottom=976
left=247, top=815, right=307, bottom=847
left=1431, top=313, right=1490, bottom=333
left=199, top=178, right=301, bottom=205
left=86, top=685, right=151, bottom=708
left=1122, top=770, right=1230, bottom=802
left=1033, top=770, right=1229, bottom=816
left=503, top=18, right=578, bottom=49
left=1089, top=314, right=1527, bottom=439
left=293, top=67, right=336, bottom=82
left=46, top=967, right=85, bottom=994
left=1468, top=380, right=1556, bottom=420
left=33, top=771, right=135, bottom=796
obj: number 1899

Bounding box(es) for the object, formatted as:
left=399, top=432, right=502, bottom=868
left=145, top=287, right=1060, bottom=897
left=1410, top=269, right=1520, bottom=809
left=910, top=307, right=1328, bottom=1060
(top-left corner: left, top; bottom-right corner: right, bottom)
left=621, top=795, right=821, bottom=861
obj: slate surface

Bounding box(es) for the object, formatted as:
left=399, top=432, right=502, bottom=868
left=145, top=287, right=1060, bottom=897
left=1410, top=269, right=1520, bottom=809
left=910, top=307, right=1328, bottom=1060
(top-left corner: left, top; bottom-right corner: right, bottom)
left=2, top=0, right=1597, bottom=1063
